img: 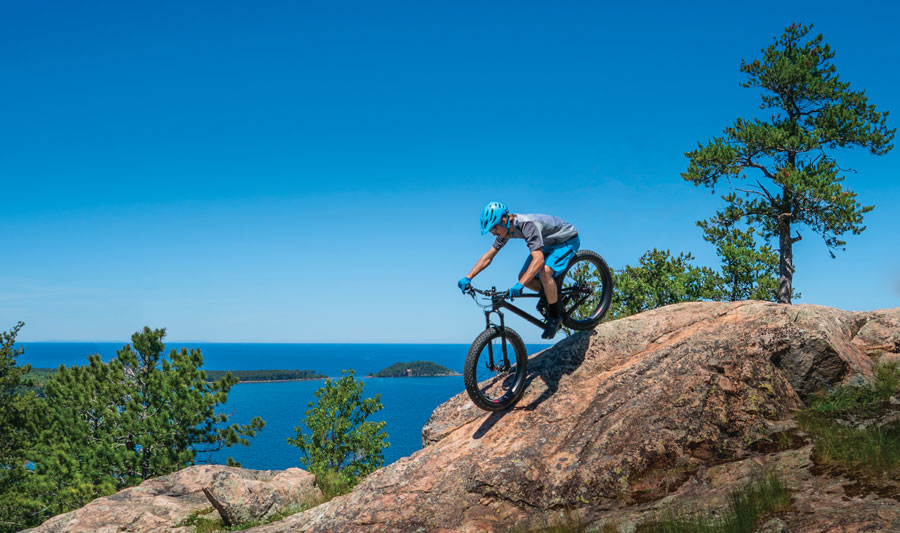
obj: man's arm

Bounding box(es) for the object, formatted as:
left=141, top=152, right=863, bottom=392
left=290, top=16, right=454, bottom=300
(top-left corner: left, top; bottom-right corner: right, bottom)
left=466, top=247, right=499, bottom=280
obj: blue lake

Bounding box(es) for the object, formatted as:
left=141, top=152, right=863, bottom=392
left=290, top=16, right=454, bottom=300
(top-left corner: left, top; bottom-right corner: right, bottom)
left=19, top=343, right=550, bottom=470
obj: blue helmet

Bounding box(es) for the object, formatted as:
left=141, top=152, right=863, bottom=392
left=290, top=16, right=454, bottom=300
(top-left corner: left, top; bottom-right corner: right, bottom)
left=480, top=201, right=509, bottom=235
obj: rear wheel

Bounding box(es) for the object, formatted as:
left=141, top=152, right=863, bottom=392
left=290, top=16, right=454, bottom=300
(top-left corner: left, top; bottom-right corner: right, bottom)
left=463, top=327, right=528, bottom=411
left=558, top=250, right=613, bottom=330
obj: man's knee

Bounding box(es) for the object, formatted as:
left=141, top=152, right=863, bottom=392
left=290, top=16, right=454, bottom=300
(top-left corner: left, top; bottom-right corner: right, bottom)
left=539, top=265, right=555, bottom=281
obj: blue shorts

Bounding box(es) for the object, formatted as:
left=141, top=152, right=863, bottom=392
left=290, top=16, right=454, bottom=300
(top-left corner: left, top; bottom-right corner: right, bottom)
left=519, top=236, right=580, bottom=280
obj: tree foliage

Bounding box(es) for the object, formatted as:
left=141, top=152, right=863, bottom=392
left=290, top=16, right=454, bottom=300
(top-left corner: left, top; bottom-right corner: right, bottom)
left=287, top=370, right=388, bottom=494
left=609, top=249, right=720, bottom=320
left=683, top=23, right=894, bottom=303
left=0, top=322, right=43, bottom=532
left=697, top=209, right=788, bottom=302
left=10, top=327, right=265, bottom=528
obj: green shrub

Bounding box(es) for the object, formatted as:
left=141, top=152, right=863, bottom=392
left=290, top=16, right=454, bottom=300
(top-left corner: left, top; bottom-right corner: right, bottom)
left=287, top=370, right=389, bottom=497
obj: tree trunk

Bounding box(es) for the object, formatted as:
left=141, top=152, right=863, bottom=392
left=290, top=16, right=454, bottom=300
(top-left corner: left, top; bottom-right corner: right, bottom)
left=777, top=218, right=793, bottom=304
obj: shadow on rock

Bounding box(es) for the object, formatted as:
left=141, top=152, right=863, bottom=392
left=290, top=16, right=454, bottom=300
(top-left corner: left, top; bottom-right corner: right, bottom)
left=473, top=410, right=509, bottom=439
left=471, top=332, right=589, bottom=439
left=522, top=330, right=589, bottom=411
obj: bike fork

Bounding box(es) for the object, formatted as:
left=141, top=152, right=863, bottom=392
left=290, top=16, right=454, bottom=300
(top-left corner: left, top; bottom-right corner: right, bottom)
left=484, top=310, right=510, bottom=371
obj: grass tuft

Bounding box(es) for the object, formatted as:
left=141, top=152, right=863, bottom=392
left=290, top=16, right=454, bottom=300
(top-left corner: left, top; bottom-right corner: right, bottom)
left=179, top=508, right=225, bottom=532
left=314, top=469, right=355, bottom=500
left=807, top=360, right=898, bottom=414
left=635, top=472, right=791, bottom=533
left=179, top=491, right=327, bottom=532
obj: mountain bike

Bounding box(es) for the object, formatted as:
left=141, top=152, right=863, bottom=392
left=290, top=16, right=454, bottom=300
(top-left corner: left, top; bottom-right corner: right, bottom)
left=462, top=250, right=613, bottom=411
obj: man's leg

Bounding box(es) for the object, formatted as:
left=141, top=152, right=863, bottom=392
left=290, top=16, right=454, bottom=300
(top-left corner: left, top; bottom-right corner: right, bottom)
left=520, top=254, right=543, bottom=292
left=523, top=277, right=542, bottom=291
left=538, top=266, right=558, bottom=304
left=539, top=266, right=562, bottom=339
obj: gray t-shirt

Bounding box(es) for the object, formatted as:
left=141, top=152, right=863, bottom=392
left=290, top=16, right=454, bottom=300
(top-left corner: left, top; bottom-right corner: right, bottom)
left=492, top=214, right=578, bottom=252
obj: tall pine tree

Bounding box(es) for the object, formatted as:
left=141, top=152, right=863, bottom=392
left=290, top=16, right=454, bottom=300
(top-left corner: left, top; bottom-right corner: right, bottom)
left=683, top=23, right=894, bottom=303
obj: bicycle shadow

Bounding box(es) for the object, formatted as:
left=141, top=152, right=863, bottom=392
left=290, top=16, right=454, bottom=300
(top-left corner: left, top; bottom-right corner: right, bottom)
left=472, top=331, right=590, bottom=439
left=521, top=330, right=589, bottom=411
left=472, top=410, right=507, bottom=439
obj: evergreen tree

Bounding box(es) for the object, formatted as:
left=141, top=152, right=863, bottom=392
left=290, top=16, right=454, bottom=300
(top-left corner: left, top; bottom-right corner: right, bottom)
left=0, top=322, right=43, bottom=533
left=288, top=370, right=388, bottom=495
left=29, top=357, right=125, bottom=517
left=609, top=249, right=720, bottom=319
left=683, top=23, right=894, bottom=303
left=26, top=327, right=265, bottom=520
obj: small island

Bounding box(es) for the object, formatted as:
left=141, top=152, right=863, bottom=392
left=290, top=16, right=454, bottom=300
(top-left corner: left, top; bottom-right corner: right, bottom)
left=370, top=360, right=460, bottom=378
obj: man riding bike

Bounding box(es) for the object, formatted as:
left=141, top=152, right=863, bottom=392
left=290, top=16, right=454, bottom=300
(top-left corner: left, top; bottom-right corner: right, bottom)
left=458, top=201, right=580, bottom=340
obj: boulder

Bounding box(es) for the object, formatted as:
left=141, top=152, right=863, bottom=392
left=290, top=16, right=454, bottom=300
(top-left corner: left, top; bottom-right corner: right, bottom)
left=26, top=465, right=319, bottom=532
left=247, top=301, right=900, bottom=532
left=850, top=307, right=900, bottom=365
left=203, top=468, right=320, bottom=526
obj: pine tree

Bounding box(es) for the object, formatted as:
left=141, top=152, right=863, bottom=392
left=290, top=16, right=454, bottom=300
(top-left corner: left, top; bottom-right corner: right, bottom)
left=683, top=23, right=894, bottom=303
left=27, top=327, right=265, bottom=519
left=0, top=322, right=43, bottom=533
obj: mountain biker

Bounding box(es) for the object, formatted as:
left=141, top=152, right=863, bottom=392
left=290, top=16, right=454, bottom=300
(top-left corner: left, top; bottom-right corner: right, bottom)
left=458, top=201, right=579, bottom=340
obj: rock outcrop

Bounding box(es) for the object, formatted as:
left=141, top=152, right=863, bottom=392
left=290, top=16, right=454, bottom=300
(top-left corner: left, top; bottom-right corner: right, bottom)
left=29, top=302, right=900, bottom=532
left=202, top=468, right=321, bottom=526
left=26, top=465, right=319, bottom=533
left=247, top=301, right=900, bottom=532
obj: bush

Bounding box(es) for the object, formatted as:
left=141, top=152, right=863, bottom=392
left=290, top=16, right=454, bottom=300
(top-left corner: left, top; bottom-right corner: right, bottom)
left=287, top=370, right=389, bottom=496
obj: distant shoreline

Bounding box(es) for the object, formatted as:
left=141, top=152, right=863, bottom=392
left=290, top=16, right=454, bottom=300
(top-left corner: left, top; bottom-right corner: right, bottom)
left=237, top=375, right=462, bottom=383
left=235, top=377, right=327, bottom=384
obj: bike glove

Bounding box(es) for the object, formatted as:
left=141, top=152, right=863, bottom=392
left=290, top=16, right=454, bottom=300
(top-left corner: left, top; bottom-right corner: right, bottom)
left=458, top=277, right=471, bottom=293
left=509, top=282, right=524, bottom=297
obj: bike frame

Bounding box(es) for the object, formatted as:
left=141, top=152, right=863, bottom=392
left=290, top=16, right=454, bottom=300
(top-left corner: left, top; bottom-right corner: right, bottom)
left=483, top=292, right=545, bottom=331
left=472, top=283, right=591, bottom=371
left=477, top=285, right=592, bottom=332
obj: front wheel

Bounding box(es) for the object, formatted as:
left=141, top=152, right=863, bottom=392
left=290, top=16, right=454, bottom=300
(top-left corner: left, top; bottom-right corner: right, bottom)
left=463, top=327, right=528, bottom=411
left=558, top=249, right=614, bottom=330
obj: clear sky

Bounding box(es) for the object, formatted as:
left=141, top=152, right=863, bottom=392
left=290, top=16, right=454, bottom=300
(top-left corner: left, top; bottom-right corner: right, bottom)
left=2, top=0, right=898, bottom=344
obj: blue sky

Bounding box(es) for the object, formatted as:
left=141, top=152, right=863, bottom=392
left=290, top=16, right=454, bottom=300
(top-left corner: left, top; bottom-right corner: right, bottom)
left=2, top=0, right=898, bottom=343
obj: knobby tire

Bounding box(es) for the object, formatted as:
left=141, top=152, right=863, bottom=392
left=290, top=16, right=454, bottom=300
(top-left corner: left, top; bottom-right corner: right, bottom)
left=463, top=326, right=528, bottom=411
left=559, top=249, right=614, bottom=330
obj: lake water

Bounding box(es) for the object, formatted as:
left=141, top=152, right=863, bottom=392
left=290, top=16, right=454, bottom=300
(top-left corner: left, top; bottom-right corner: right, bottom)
left=18, top=342, right=550, bottom=469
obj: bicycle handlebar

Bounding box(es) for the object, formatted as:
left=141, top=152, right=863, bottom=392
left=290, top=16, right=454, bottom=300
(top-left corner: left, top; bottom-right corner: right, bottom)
left=466, top=286, right=509, bottom=297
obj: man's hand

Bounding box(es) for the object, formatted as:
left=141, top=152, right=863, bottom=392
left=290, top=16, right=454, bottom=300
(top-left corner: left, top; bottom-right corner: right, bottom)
left=509, top=282, right=524, bottom=297
left=458, top=277, right=471, bottom=293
